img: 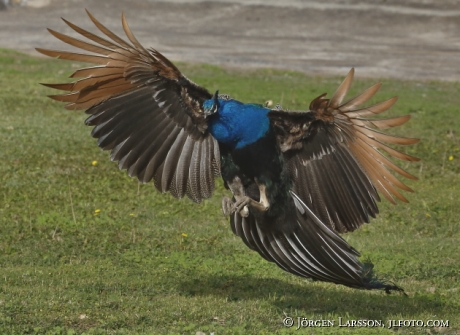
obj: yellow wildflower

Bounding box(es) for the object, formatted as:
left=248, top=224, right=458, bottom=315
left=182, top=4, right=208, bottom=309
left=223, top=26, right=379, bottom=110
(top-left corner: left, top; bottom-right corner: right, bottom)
left=92, top=160, right=98, bottom=166
left=448, top=155, right=454, bottom=161
left=130, top=213, right=135, bottom=217
left=181, top=233, right=187, bottom=237
left=94, top=209, right=101, bottom=216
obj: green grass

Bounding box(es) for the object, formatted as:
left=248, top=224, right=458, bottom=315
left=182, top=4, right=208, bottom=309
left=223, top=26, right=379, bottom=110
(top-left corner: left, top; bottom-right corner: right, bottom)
left=0, top=48, right=459, bottom=335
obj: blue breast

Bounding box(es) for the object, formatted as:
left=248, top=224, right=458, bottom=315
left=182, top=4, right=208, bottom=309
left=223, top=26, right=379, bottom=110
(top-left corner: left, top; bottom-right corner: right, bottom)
left=208, top=99, right=270, bottom=149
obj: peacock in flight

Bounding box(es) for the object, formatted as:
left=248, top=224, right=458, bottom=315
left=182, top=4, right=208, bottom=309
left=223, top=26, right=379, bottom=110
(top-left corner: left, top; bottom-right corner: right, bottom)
left=37, top=10, right=419, bottom=293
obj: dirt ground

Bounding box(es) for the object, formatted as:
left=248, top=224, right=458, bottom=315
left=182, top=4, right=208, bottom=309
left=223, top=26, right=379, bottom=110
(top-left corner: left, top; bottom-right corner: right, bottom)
left=1, top=0, right=460, bottom=81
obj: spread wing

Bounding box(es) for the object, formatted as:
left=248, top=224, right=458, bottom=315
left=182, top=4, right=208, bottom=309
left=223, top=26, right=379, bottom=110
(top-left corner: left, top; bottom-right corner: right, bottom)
left=268, top=69, right=419, bottom=233
left=36, top=10, right=220, bottom=202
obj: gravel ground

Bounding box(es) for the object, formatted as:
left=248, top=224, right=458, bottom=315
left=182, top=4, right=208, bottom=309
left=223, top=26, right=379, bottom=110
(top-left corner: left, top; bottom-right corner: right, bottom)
left=1, top=0, right=460, bottom=81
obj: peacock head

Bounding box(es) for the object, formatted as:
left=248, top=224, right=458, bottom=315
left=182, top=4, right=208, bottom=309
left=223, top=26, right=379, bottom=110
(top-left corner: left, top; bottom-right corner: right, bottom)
left=203, top=90, right=220, bottom=118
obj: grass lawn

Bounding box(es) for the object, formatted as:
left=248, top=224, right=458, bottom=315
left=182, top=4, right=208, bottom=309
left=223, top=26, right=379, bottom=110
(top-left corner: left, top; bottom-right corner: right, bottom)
left=1, top=48, right=459, bottom=335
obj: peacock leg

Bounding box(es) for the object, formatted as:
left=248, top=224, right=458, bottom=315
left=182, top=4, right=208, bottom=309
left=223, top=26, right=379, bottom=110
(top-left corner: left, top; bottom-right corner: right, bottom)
left=222, top=176, right=249, bottom=217
left=255, top=178, right=270, bottom=210
left=224, top=177, right=270, bottom=216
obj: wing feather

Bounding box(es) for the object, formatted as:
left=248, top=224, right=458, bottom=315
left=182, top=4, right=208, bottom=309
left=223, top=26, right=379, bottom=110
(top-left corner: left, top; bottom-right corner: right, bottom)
left=85, top=10, right=136, bottom=51
left=174, top=136, right=196, bottom=198
left=328, top=68, right=355, bottom=108
left=340, top=82, right=381, bottom=111
left=160, top=129, right=188, bottom=192
left=344, top=96, right=398, bottom=117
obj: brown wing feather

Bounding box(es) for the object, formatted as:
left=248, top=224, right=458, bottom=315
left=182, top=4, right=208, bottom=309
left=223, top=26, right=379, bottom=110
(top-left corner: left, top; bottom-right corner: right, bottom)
left=37, top=11, right=221, bottom=202
left=268, top=68, right=419, bottom=233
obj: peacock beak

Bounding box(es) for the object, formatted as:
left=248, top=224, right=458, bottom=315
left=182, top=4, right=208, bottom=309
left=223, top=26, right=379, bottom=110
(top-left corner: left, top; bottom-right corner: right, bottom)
left=203, top=108, right=215, bottom=118
left=203, top=90, right=219, bottom=118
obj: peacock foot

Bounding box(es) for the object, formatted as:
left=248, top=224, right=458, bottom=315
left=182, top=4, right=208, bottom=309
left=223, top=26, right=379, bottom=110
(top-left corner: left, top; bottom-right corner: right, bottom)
left=232, top=195, right=268, bottom=215
left=221, top=196, right=249, bottom=217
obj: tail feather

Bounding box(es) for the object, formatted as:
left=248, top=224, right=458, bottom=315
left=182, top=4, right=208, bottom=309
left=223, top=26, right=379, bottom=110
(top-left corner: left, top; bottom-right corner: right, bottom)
left=230, top=191, right=404, bottom=294
left=360, top=261, right=406, bottom=294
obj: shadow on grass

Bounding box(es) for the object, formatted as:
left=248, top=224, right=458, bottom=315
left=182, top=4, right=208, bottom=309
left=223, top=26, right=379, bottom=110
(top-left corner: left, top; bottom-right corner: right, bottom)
left=178, top=273, right=446, bottom=320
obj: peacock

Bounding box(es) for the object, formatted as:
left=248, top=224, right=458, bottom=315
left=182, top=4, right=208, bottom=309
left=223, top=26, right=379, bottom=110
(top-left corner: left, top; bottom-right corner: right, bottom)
left=36, top=10, right=419, bottom=293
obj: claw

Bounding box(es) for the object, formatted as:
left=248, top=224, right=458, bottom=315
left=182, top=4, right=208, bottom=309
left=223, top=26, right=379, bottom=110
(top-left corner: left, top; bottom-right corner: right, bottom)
left=232, top=195, right=267, bottom=214
left=231, top=197, right=250, bottom=217
left=222, top=196, right=233, bottom=216
left=224, top=176, right=270, bottom=217
left=222, top=196, right=249, bottom=217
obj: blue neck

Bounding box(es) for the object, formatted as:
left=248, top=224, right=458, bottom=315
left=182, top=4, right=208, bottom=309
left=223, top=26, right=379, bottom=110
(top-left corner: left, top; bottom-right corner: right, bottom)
left=207, top=99, right=270, bottom=149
